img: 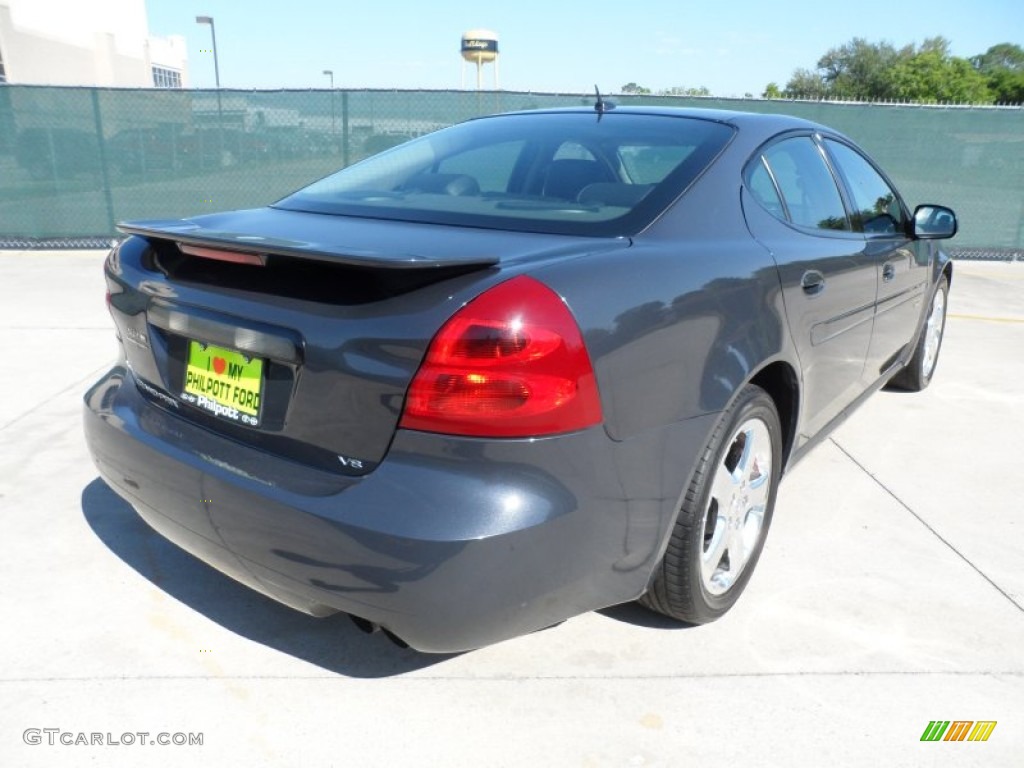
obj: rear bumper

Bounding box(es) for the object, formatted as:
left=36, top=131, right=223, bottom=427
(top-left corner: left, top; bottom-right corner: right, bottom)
left=84, top=366, right=713, bottom=652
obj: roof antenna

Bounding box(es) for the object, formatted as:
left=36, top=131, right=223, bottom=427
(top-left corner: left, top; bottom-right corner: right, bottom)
left=594, top=85, right=615, bottom=120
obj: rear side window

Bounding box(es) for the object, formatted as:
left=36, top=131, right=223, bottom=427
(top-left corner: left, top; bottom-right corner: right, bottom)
left=747, top=158, right=785, bottom=219
left=758, top=137, right=850, bottom=232
left=825, top=139, right=906, bottom=235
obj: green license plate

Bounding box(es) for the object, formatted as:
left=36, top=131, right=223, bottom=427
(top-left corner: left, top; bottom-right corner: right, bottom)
left=182, top=341, right=263, bottom=427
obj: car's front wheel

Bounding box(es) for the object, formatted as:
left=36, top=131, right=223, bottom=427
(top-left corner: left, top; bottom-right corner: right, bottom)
left=641, top=384, right=782, bottom=624
left=887, top=277, right=949, bottom=392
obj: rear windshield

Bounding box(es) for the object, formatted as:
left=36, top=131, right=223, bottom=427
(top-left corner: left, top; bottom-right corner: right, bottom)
left=274, top=112, right=735, bottom=237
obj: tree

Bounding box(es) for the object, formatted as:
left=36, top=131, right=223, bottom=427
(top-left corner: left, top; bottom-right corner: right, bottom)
left=781, top=36, right=998, bottom=104
left=971, top=43, right=1024, bottom=73
left=658, top=86, right=711, bottom=97
left=762, top=82, right=781, bottom=99
left=813, top=37, right=910, bottom=99
left=783, top=68, right=828, bottom=98
left=620, top=82, right=651, bottom=95
left=918, top=36, right=952, bottom=57
left=889, top=50, right=992, bottom=103
left=986, top=68, right=1024, bottom=102
left=971, top=43, right=1024, bottom=103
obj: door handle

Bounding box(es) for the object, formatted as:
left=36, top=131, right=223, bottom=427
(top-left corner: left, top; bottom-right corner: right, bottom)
left=882, top=263, right=896, bottom=282
left=800, top=270, right=826, bottom=296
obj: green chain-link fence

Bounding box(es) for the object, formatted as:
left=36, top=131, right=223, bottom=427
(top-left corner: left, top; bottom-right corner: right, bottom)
left=1, top=85, right=1021, bottom=253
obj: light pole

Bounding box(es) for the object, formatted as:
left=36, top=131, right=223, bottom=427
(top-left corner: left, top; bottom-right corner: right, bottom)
left=196, top=15, right=224, bottom=166
left=195, top=16, right=221, bottom=88
left=323, top=69, right=335, bottom=141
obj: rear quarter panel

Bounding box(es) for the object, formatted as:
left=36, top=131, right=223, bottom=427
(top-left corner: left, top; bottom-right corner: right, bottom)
left=536, top=162, right=798, bottom=443
left=533, top=170, right=800, bottom=578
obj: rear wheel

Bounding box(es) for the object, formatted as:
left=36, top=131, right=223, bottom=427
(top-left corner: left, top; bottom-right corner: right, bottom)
left=641, top=384, right=782, bottom=624
left=887, top=277, right=948, bottom=392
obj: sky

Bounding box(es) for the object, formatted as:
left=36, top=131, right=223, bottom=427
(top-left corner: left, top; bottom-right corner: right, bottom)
left=147, top=0, right=1024, bottom=95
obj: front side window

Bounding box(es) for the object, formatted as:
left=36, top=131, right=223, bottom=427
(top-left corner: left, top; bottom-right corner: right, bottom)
left=759, top=137, right=850, bottom=232
left=275, top=112, right=735, bottom=237
left=825, top=139, right=906, bottom=235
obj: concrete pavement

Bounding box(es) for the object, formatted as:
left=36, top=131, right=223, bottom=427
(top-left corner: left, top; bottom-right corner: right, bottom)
left=0, top=252, right=1021, bottom=767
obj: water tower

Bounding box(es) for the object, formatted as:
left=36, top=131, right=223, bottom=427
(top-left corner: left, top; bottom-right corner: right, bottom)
left=461, top=29, right=499, bottom=90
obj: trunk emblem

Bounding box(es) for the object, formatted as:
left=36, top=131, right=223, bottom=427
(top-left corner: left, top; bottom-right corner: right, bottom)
left=125, top=325, right=148, bottom=348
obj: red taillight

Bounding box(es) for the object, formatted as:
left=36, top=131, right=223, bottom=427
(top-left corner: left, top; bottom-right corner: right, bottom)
left=400, top=275, right=602, bottom=438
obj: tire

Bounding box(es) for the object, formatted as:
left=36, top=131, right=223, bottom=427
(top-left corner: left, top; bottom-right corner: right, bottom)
left=887, top=277, right=948, bottom=392
left=641, top=384, right=782, bottom=624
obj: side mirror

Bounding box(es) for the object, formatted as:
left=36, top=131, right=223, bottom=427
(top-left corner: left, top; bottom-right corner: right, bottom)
left=912, top=204, right=957, bottom=240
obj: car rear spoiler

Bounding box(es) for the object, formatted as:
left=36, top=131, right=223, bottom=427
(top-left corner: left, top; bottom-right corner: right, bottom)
left=117, top=219, right=500, bottom=270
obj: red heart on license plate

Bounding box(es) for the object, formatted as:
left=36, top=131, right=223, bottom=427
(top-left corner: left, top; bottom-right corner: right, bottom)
left=212, top=357, right=226, bottom=375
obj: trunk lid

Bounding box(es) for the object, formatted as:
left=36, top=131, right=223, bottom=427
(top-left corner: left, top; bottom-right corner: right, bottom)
left=108, top=207, right=627, bottom=475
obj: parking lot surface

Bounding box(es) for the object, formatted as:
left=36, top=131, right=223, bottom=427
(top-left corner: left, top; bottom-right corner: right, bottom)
left=0, top=252, right=1021, bottom=767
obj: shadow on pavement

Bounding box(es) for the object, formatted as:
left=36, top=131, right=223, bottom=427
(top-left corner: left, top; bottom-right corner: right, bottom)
left=81, top=477, right=457, bottom=678
left=597, top=601, right=696, bottom=630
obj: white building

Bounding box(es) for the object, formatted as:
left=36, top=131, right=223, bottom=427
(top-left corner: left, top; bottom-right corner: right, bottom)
left=0, top=0, right=188, bottom=87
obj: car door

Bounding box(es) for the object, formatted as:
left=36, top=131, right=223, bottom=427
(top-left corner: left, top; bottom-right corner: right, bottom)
left=742, top=134, right=876, bottom=442
left=822, top=138, right=930, bottom=382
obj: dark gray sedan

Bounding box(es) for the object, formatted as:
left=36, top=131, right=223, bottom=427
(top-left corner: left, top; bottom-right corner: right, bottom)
left=84, top=107, right=956, bottom=652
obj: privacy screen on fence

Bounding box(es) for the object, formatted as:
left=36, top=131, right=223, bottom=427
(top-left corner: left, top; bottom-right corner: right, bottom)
left=0, top=86, right=1021, bottom=251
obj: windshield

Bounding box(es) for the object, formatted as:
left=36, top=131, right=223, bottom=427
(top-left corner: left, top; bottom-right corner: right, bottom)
left=274, top=112, right=735, bottom=237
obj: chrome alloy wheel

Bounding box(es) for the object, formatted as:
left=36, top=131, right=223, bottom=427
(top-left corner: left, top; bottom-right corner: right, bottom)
left=700, top=418, right=773, bottom=596
left=921, top=288, right=946, bottom=380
